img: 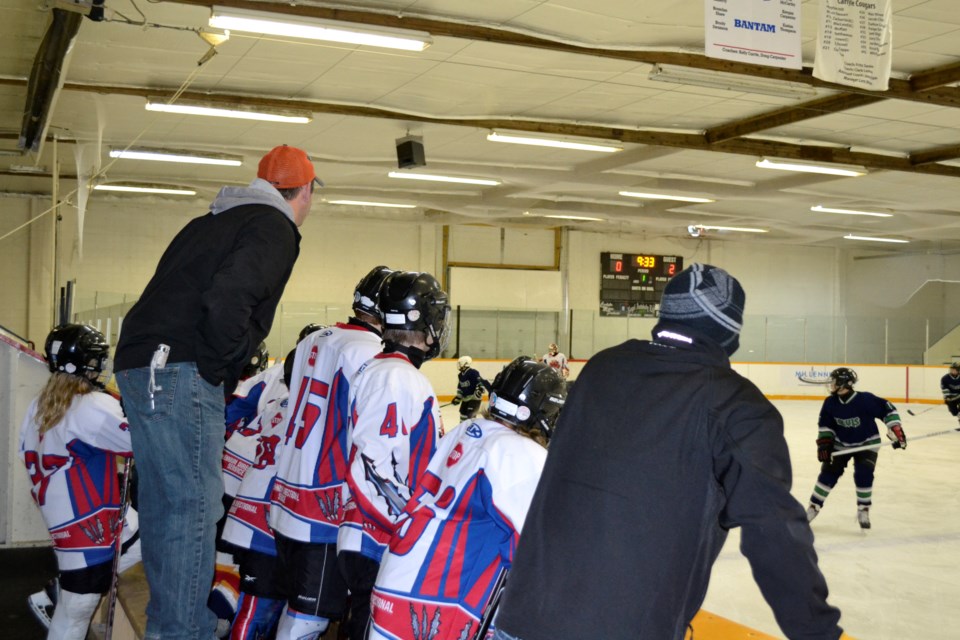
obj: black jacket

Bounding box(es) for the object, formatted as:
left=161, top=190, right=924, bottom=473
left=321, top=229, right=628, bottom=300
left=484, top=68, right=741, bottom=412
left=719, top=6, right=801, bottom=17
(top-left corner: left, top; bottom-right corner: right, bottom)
left=496, top=323, right=843, bottom=640
left=115, top=199, right=300, bottom=394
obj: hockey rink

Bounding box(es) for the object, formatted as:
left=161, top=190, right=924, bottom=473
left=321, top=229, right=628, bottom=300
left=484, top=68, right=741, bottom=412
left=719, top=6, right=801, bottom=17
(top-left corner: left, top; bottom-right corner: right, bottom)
left=441, top=398, right=960, bottom=639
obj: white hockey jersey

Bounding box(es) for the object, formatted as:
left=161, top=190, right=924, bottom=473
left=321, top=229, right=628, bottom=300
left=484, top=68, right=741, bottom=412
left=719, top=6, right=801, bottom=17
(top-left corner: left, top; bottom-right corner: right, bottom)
left=542, top=351, right=569, bottom=376
left=222, top=393, right=288, bottom=498
left=221, top=395, right=289, bottom=556
left=368, top=418, right=545, bottom=640
left=338, top=351, right=442, bottom=562
left=225, top=362, right=286, bottom=436
left=270, top=322, right=383, bottom=543
left=19, top=391, right=132, bottom=571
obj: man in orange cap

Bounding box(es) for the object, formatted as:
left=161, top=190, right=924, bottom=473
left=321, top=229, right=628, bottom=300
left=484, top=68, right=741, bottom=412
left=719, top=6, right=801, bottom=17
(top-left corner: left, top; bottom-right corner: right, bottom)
left=115, top=144, right=320, bottom=640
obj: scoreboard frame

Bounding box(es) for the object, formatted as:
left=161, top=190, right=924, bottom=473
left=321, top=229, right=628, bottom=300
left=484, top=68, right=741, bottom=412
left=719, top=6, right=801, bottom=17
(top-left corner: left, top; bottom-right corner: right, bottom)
left=600, top=252, right=683, bottom=317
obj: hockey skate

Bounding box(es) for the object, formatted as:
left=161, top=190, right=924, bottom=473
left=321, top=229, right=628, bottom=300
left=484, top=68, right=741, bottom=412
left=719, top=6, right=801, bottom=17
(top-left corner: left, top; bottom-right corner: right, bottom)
left=806, top=504, right=820, bottom=522
left=27, top=578, right=58, bottom=629
left=857, top=506, right=871, bottom=530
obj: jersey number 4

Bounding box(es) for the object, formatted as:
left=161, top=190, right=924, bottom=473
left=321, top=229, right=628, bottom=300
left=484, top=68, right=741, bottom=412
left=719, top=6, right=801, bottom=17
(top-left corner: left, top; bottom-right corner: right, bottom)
left=379, top=403, right=408, bottom=438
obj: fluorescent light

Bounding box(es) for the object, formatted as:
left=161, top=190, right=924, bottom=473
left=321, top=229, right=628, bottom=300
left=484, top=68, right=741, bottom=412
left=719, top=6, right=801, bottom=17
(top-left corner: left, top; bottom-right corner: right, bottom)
left=619, top=190, right=714, bottom=203
left=756, top=158, right=866, bottom=177
left=694, top=225, right=767, bottom=233
left=843, top=234, right=909, bottom=244
left=109, top=148, right=243, bottom=166
left=94, top=184, right=197, bottom=195
left=209, top=7, right=432, bottom=51
left=328, top=200, right=416, bottom=208
left=388, top=171, right=500, bottom=186
left=145, top=100, right=311, bottom=124
left=523, top=212, right=605, bottom=221
left=487, top=131, right=621, bottom=153
left=649, top=64, right=817, bottom=100
left=811, top=205, right=892, bottom=218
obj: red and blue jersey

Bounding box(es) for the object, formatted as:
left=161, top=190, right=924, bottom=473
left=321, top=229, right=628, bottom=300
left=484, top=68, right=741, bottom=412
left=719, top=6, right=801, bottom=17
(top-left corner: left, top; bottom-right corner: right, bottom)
left=222, top=395, right=288, bottom=556
left=226, top=362, right=286, bottom=438
left=339, top=352, right=442, bottom=562
left=270, top=322, right=383, bottom=543
left=18, top=391, right=132, bottom=571
left=368, top=418, right=545, bottom=640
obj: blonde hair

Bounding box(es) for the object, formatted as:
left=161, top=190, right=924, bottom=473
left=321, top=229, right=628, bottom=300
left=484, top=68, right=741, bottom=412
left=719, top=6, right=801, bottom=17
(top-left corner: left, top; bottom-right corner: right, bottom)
left=35, top=372, right=94, bottom=435
left=481, top=407, right=549, bottom=448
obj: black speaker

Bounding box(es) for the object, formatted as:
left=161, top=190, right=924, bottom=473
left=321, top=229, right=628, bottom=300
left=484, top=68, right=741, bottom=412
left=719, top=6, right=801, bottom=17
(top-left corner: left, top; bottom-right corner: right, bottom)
left=396, top=136, right=426, bottom=169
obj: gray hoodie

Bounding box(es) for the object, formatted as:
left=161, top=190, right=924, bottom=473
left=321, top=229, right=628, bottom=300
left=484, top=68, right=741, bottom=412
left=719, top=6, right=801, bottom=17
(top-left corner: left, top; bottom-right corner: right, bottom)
left=210, top=178, right=296, bottom=224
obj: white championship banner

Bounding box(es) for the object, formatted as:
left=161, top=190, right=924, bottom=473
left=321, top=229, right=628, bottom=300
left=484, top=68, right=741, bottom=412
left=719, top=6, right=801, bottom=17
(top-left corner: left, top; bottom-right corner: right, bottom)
left=813, top=0, right=893, bottom=91
left=704, top=0, right=802, bottom=70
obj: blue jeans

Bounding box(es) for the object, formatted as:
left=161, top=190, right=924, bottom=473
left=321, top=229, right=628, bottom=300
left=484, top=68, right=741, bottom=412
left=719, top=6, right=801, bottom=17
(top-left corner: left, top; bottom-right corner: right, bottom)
left=117, top=362, right=225, bottom=640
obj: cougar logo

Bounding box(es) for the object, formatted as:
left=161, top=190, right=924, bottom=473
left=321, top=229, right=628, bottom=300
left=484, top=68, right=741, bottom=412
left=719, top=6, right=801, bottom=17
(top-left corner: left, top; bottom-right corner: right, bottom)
left=410, top=604, right=441, bottom=640
left=315, top=490, right=342, bottom=521
left=253, top=435, right=281, bottom=469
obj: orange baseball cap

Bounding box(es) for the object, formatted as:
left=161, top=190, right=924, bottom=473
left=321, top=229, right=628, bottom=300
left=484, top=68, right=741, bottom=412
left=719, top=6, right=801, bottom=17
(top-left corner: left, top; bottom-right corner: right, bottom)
left=258, top=145, right=323, bottom=190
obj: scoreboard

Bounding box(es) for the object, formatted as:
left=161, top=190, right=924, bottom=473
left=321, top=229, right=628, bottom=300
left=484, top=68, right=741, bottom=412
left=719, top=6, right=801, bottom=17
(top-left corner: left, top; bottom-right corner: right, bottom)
left=600, top=252, right=683, bottom=317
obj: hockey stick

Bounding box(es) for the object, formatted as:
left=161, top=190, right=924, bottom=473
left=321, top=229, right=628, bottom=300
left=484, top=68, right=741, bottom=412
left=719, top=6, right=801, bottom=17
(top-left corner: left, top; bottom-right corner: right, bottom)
left=832, top=427, right=960, bottom=458
left=439, top=402, right=454, bottom=408
left=906, top=406, right=936, bottom=417
left=103, top=457, right=133, bottom=640
left=473, top=567, right=508, bottom=640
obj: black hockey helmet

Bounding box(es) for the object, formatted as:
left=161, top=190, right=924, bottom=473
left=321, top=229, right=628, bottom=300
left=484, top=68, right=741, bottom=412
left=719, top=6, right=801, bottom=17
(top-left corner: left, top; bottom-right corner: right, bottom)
left=829, top=367, right=857, bottom=394
left=298, top=323, right=326, bottom=343
left=379, top=270, right=450, bottom=360
left=44, top=323, right=111, bottom=388
left=282, top=348, right=297, bottom=388
left=242, top=342, right=269, bottom=379
left=951, top=362, right=960, bottom=374
left=489, top=356, right=567, bottom=441
left=353, top=265, right=393, bottom=318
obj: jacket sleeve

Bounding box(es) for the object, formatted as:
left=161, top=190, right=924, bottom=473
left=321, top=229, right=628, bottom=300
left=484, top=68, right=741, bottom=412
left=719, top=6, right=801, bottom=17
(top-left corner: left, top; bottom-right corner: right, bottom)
left=713, top=383, right=843, bottom=640
left=196, top=211, right=298, bottom=388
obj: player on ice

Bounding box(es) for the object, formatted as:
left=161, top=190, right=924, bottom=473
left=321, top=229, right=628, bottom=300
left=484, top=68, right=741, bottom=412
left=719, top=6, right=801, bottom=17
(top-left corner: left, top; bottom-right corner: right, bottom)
left=539, top=343, right=569, bottom=379
left=451, top=355, right=490, bottom=421
left=20, top=324, right=141, bottom=639
left=368, top=357, right=565, bottom=640
left=940, top=362, right=960, bottom=425
left=806, top=367, right=907, bottom=529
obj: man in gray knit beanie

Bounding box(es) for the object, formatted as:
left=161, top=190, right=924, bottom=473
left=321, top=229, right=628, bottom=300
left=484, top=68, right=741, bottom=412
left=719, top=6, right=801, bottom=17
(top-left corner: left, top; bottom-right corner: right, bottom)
left=493, top=262, right=844, bottom=640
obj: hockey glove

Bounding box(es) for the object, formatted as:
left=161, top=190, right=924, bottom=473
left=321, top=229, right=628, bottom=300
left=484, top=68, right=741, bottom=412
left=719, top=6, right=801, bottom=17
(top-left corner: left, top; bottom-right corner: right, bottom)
left=816, top=436, right=834, bottom=463
left=887, top=424, right=907, bottom=450
left=473, top=386, right=484, bottom=400
left=451, top=394, right=462, bottom=406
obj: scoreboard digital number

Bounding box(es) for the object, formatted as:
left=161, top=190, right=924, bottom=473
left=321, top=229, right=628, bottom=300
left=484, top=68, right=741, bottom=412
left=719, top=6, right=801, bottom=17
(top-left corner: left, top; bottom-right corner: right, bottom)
left=600, top=253, right=683, bottom=317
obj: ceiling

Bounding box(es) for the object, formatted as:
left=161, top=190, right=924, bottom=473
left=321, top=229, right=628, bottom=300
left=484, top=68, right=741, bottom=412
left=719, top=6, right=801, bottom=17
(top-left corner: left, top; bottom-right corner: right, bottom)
left=4, top=0, right=960, bottom=255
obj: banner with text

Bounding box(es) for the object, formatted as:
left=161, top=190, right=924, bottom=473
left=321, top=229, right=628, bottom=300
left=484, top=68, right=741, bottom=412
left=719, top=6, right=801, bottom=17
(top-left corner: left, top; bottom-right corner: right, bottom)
left=705, top=0, right=802, bottom=70
left=814, top=0, right=892, bottom=91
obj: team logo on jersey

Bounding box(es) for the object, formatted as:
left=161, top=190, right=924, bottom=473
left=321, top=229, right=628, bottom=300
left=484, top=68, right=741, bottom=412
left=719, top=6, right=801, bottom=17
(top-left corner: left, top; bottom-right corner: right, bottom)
left=308, top=345, right=319, bottom=367
left=446, top=443, right=463, bottom=467
left=78, top=517, right=107, bottom=545
left=253, top=435, right=280, bottom=469
left=465, top=424, right=482, bottom=439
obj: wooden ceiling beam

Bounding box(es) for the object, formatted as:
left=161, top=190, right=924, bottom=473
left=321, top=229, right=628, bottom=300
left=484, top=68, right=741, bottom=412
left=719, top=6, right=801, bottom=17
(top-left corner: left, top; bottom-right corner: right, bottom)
left=704, top=93, right=883, bottom=144
left=49, top=79, right=960, bottom=179
left=910, top=144, right=960, bottom=166
left=909, top=61, right=960, bottom=93
left=167, top=0, right=960, bottom=109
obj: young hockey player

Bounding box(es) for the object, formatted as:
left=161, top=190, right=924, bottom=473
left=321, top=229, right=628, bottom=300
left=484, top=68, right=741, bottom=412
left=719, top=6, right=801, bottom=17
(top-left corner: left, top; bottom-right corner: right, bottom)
left=806, top=367, right=907, bottom=529
left=269, top=266, right=392, bottom=640
left=20, top=324, right=141, bottom=640
left=940, top=362, right=960, bottom=424
left=451, top=355, right=490, bottom=421
left=540, top=343, right=569, bottom=379
left=338, top=270, right=449, bottom=640
left=219, top=351, right=295, bottom=639
left=368, top=357, right=566, bottom=640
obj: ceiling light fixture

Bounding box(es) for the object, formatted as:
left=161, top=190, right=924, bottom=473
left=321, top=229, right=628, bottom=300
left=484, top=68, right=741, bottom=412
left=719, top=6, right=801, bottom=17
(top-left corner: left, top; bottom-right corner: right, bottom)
left=843, top=234, right=909, bottom=244
left=93, top=183, right=197, bottom=195
left=756, top=157, right=867, bottom=177
left=328, top=199, right=417, bottom=208
left=692, top=224, right=768, bottom=233
left=109, top=148, right=243, bottom=166
left=811, top=205, right=892, bottom=218
left=523, top=212, right=605, bottom=221
left=619, top=190, right=714, bottom=203
left=648, top=64, right=817, bottom=100
left=145, top=100, right=311, bottom=124
left=487, top=131, right=622, bottom=153
left=209, top=7, right=432, bottom=51
left=387, top=171, right=500, bottom=186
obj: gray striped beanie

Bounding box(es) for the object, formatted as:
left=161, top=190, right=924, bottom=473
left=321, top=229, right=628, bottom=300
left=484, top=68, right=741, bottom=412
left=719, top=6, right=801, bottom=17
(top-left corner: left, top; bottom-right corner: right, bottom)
left=658, top=263, right=745, bottom=355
